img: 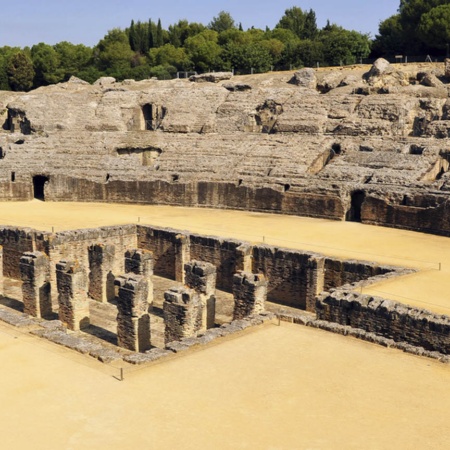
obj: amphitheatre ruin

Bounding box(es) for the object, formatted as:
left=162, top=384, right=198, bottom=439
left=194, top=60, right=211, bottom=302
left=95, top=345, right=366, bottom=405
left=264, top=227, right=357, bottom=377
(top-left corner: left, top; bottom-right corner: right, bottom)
left=0, top=59, right=450, bottom=448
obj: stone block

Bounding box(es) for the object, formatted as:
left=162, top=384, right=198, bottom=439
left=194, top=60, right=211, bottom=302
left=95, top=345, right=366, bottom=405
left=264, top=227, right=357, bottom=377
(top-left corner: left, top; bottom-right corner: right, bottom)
left=232, top=272, right=267, bottom=320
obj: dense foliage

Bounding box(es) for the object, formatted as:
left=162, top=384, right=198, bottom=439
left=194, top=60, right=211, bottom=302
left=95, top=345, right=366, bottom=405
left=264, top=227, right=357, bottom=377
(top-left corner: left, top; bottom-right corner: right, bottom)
left=373, top=0, right=450, bottom=56
left=4, top=4, right=429, bottom=92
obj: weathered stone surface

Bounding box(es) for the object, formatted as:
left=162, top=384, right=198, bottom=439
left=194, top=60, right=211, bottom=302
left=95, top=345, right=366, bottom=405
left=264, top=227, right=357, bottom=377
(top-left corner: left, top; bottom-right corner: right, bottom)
left=289, top=68, right=317, bottom=88
left=189, top=72, right=233, bottom=83
left=116, top=274, right=151, bottom=352
left=93, top=76, right=116, bottom=86
left=232, top=272, right=267, bottom=320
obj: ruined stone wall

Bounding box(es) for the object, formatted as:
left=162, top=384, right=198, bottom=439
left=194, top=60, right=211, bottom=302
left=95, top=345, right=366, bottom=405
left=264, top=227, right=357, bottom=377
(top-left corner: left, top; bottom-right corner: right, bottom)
left=189, top=235, right=245, bottom=291
left=47, top=225, right=137, bottom=295
left=0, top=227, right=48, bottom=279
left=316, top=290, right=450, bottom=354
left=251, top=246, right=323, bottom=309
left=324, top=258, right=395, bottom=290
left=137, top=226, right=179, bottom=280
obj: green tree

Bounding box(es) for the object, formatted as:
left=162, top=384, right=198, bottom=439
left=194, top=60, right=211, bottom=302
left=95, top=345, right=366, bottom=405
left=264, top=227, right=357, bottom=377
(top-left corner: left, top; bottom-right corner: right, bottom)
left=320, top=26, right=371, bottom=66
left=276, top=7, right=306, bottom=39
left=54, top=41, right=92, bottom=79
left=184, top=30, right=223, bottom=72
left=168, top=20, right=205, bottom=47
left=31, top=43, right=63, bottom=86
left=7, top=51, right=35, bottom=91
left=372, top=14, right=405, bottom=56
left=224, top=42, right=272, bottom=73
left=95, top=28, right=134, bottom=74
left=0, top=46, right=21, bottom=90
left=303, top=9, right=318, bottom=40
left=208, top=11, right=236, bottom=33
left=155, top=19, right=164, bottom=48
left=418, top=4, right=450, bottom=50
left=149, top=43, right=191, bottom=70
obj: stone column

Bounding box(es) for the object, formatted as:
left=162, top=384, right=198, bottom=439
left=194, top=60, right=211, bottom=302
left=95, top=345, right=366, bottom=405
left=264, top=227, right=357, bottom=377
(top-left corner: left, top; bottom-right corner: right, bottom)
left=232, top=272, right=267, bottom=320
left=124, top=249, right=153, bottom=306
left=56, top=260, right=90, bottom=331
left=305, top=256, right=325, bottom=313
left=236, top=244, right=253, bottom=272
left=88, top=244, right=115, bottom=303
left=163, top=286, right=201, bottom=344
left=20, top=251, right=52, bottom=318
left=116, top=275, right=151, bottom=352
left=184, top=260, right=216, bottom=331
left=175, top=234, right=190, bottom=283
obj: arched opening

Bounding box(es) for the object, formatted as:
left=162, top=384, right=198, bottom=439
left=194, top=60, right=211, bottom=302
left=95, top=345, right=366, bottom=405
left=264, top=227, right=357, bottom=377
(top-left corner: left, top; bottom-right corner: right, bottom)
left=346, top=190, right=365, bottom=222
left=33, top=175, right=49, bottom=201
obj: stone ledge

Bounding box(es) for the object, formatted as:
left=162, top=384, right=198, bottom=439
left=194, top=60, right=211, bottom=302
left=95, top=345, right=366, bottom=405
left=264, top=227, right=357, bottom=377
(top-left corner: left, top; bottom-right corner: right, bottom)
left=277, top=311, right=450, bottom=364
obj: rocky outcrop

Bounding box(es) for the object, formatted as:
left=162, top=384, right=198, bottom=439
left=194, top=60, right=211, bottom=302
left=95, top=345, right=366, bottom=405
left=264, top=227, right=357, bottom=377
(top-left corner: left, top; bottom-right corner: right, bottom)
left=289, top=68, right=317, bottom=89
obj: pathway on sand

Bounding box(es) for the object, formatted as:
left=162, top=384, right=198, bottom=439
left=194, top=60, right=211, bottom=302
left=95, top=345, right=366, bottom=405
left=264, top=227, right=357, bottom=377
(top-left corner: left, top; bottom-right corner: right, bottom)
left=1, top=200, right=449, bottom=315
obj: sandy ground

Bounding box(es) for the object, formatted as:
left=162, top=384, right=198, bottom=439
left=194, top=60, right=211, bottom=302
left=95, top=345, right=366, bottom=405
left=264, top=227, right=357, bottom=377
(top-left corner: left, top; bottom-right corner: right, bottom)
left=0, top=201, right=449, bottom=449
left=0, top=200, right=449, bottom=315
left=0, top=320, right=448, bottom=450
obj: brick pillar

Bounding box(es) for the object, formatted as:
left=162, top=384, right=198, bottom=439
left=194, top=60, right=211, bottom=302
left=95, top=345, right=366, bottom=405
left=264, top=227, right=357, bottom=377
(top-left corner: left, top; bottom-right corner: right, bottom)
left=175, top=234, right=190, bottom=283
left=124, top=249, right=153, bottom=306
left=184, top=260, right=216, bottom=331
left=163, top=286, right=201, bottom=344
left=88, top=244, right=115, bottom=303
left=116, top=275, right=151, bottom=352
left=56, top=260, right=90, bottom=331
left=305, top=256, right=325, bottom=313
left=236, top=244, right=253, bottom=272
left=19, top=251, right=52, bottom=318
left=232, top=272, right=267, bottom=320
left=0, top=245, right=3, bottom=297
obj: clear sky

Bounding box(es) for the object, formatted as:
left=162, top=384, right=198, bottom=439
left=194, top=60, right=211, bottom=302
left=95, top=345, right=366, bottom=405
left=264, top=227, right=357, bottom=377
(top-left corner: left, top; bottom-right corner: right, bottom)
left=1, top=0, right=399, bottom=48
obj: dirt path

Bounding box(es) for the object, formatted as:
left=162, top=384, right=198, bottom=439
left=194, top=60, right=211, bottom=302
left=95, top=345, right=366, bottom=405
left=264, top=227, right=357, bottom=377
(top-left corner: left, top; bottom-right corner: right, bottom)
left=1, top=200, right=449, bottom=314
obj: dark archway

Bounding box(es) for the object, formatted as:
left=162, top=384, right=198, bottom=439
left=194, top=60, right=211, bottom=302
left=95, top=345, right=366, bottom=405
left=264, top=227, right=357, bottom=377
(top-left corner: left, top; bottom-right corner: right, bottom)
left=33, top=175, right=49, bottom=201
left=346, top=190, right=365, bottom=222
left=142, top=104, right=153, bottom=130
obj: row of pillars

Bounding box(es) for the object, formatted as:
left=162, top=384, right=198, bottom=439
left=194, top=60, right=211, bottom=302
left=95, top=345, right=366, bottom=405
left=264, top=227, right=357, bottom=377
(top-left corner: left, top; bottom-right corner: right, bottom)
left=12, top=242, right=269, bottom=353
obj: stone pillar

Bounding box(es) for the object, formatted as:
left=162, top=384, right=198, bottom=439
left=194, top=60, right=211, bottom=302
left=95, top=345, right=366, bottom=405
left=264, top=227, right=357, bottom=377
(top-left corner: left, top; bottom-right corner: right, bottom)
left=232, top=272, right=267, bottom=320
left=56, top=260, right=89, bottom=331
left=19, top=251, right=52, bottom=318
left=236, top=244, right=253, bottom=272
left=0, top=245, right=3, bottom=297
left=124, top=249, right=153, bottom=306
left=305, top=256, right=325, bottom=313
left=175, top=234, right=190, bottom=283
left=88, top=244, right=115, bottom=303
left=116, top=275, right=151, bottom=352
left=184, top=260, right=216, bottom=331
left=163, top=286, right=201, bottom=344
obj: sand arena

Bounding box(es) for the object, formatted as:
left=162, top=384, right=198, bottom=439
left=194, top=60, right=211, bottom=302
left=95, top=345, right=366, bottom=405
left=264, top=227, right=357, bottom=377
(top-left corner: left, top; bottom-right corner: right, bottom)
left=1, top=61, right=450, bottom=448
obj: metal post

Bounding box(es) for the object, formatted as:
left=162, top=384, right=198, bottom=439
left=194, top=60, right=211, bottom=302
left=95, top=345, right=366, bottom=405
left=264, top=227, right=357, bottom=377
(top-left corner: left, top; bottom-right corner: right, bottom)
left=120, top=368, right=124, bottom=381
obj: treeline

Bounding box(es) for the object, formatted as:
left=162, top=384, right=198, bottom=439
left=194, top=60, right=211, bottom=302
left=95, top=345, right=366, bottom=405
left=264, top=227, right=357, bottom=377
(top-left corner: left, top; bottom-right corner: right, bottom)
left=0, top=7, right=372, bottom=91
left=373, top=0, right=450, bottom=57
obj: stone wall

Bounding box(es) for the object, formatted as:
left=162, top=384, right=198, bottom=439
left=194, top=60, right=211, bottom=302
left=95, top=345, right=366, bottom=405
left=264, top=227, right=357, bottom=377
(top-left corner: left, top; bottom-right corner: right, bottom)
left=316, top=290, right=450, bottom=354
left=324, top=258, right=395, bottom=290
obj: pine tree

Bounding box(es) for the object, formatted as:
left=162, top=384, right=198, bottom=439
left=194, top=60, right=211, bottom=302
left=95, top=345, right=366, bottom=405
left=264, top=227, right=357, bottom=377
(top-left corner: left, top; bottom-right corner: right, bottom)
left=148, top=19, right=154, bottom=49
left=155, top=19, right=164, bottom=48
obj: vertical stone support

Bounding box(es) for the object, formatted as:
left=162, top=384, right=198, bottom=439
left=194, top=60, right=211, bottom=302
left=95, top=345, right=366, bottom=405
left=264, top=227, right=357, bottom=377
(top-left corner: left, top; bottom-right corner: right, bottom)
left=19, top=251, right=51, bottom=318
left=236, top=244, right=253, bottom=272
left=232, top=272, right=268, bottom=320
left=88, top=244, right=115, bottom=303
left=184, top=260, right=216, bottom=331
left=305, top=256, right=325, bottom=313
left=124, top=249, right=154, bottom=306
left=163, top=286, right=201, bottom=344
left=0, top=245, right=3, bottom=296
left=116, top=275, right=151, bottom=352
left=175, top=234, right=190, bottom=283
left=56, top=260, right=89, bottom=331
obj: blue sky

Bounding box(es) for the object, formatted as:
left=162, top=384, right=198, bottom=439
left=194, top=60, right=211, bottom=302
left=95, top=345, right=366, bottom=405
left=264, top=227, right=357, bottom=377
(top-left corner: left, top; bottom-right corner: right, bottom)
left=1, top=0, right=399, bottom=48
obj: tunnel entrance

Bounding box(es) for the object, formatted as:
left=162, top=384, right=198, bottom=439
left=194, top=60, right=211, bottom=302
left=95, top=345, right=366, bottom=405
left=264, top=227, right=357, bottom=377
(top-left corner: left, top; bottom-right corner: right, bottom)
left=346, top=190, right=365, bottom=222
left=33, top=175, right=49, bottom=201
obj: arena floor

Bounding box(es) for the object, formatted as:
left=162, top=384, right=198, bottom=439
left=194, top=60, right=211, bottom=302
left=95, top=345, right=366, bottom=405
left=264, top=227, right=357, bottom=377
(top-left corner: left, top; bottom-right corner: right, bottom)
left=0, top=201, right=449, bottom=449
